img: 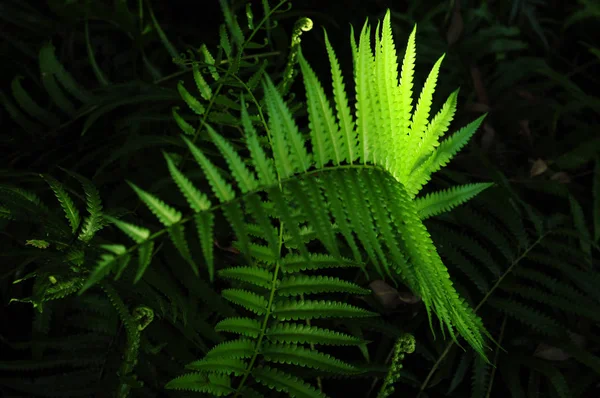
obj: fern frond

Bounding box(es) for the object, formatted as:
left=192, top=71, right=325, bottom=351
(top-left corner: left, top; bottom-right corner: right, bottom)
left=128, top=182, right=181, bottom=226
left=164, top=152, right=212, bottom=212
left=205, top=338, right=256, bottom=359
left=218, top=266, right=273, bottom=289
left=298, top=49, right=341, bottom=167
left=408, top=115, right=486, bottom=196
left=172, top=106, right=195, bottom=135
left=104, top=215, right=150, bottom=243
left=266, top=323, right=365, bottom=346
left=241, top=97, right=277, bottom=186
left=261, top=343, right=360, bottom=374
left=416, top=183, right=494, bottom=220
left=281, top=253, right=361, bottom=273
left=182, top=136, right=236, bottom=202
left=252, top=366, right=327, bottom=398
left=41, top=174, right=81, bottom=233
left=215, top=317, right=262, bottom=338
left=178, top=81, right=206, bottom=115
left=262, top=75, right=312, bottom=176
left=323, top=30, right=356, bottom=163
left=277, top=275, right=371, bottom=296
left=207, top=124, right=258, bottom=193
left=222, top=289, right=268, bottom=315
left=272, top=299, right=378, bottom=320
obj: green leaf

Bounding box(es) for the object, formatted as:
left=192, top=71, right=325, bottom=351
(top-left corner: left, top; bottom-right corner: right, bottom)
left=104, top=215, right=150, bottom=244
left=41, top=174, right=80, bottom=233
left=164, top=151, right=211, bottom=212
left=128, top=182, right=182, bottom=226
left=182, top=136, right=235, bottom=202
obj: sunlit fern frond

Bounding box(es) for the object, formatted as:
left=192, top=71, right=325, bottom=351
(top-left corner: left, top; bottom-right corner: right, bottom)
left=87, top=8, right=494, bottom=396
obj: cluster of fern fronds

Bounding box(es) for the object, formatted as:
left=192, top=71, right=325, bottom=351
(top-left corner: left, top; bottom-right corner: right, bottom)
left=1, top=0, right=599, bottom=397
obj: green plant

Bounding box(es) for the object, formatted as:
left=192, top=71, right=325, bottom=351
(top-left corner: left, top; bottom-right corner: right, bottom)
left=4, top=1, right=598, bottom=397
left=85, top=8, right=496, bottom=396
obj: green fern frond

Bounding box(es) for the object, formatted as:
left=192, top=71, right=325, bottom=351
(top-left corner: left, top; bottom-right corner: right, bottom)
left=182, top=135, right=236, bottom=202
left=266, top=323, right=365, bottom=346
left=272, top=299, right=378, bottom=320
left=172, top=106, right=196, bottom=135
left=41, top=174, right=81, bottom=233
left=277, top=275, right=371, bottom=296
left=261, top=343, right=360, bottom=374
left=128, top=182, right=182, bottom=226
left=222, top=289, right=268, bottom=315
left=103, top=215, right=150, bottom=243
left=219, top=266, right=273, bottom=289
left=178, top=81, right=206, bottom=115
left=205, top=338, right=256, bottom=359
left=416, top=183, right=494, bottom=220
left=215, top=317, right=262, bottom=338
left=207, top=124, right=259, bottom=193
left=298, top=49, right=342, bottom=167
left=164, top=152, right=212, bottom=212
left=252, top=366, right=327, bottom=398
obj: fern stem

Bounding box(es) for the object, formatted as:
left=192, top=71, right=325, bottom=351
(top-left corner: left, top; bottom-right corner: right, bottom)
left=485, top=314, right=507, bottom=398
left=233, top=222, right=286, bottom=396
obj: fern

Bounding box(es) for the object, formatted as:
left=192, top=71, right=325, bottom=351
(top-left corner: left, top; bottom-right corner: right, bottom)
left=76, top=6, right=498, bottom=396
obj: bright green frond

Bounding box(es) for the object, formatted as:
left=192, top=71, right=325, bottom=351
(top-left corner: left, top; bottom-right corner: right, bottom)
left=410, top=88, right=459, bottom=173
left=240, top=97, right=277, bottom=186
left=135, top=241, right=154, bottom=283
left=192, top=63, right=212, bottom=100
left=207, top=124, right=258, bottom=193
left=182, top=135, right=235, bottom=202
left=416, top=183, right=494, bottom=220
left=262, top=75, right=312, bottom=176
left=104, top=215, right=150, bottom=244
left=128, top=182, right=181, bottom=226
left=395, top=24, right=417, bottom=174
left=408, top=114, right=486, bottom=196
left=164, top=152, right=212, bottom=212
left=178, top=81, right=205, bottom=115
left=298, top=49, right=341, bottom=167
left=406, top=54, right=445, bottom=170
left=324, top=29, right=356, bottom=163
left=355, top=21, right=375, bottom=163
left=171, top=106, right=195, bottom=135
